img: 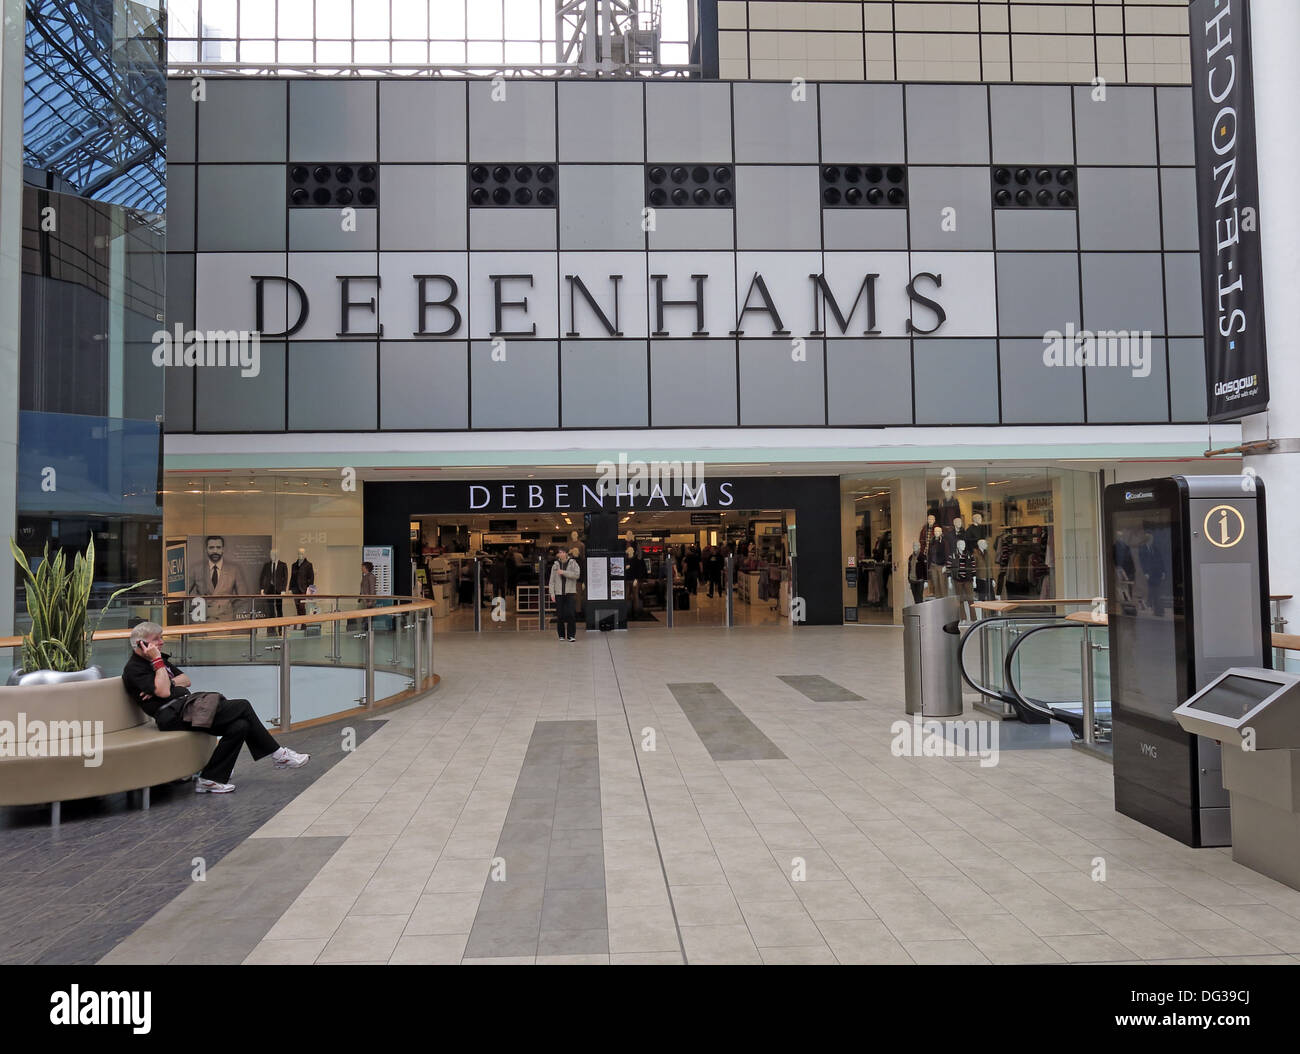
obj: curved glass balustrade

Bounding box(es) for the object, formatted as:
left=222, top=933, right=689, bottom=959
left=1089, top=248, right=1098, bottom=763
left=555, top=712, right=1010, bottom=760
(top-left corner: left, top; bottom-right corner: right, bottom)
left=1, top=596, right=436, bottom=730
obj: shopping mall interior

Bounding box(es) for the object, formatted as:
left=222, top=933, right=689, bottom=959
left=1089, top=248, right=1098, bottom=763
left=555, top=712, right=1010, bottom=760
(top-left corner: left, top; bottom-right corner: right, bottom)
left=4, top=0, right=1300, bottom=995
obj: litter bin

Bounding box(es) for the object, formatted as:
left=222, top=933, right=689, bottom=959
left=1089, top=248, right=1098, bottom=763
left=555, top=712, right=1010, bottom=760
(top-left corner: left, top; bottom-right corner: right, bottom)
left=903, top=596, right=964, bottom=718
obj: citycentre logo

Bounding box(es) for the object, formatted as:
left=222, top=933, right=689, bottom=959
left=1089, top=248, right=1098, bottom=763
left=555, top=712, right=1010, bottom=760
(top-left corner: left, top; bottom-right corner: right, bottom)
left=1213, top=373, right=1259, bottom=399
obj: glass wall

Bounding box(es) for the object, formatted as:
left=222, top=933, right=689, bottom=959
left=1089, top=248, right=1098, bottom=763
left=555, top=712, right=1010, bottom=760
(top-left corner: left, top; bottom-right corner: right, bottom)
left=841, top=464, right=1101, bottom=625
left=166, top=0, right=698, bottom=69
left=17, top=0, right=168, bottom=598
left=163, top=474, right=365, bottom=601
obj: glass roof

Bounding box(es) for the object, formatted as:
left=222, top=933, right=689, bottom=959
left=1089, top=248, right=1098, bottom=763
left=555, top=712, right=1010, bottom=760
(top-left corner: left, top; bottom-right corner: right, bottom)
left=23, top=0, right=166, bottom=214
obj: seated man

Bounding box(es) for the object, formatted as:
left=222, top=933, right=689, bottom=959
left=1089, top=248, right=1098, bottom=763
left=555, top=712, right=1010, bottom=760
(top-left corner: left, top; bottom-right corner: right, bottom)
left=122, top=622, right=309, bottom=794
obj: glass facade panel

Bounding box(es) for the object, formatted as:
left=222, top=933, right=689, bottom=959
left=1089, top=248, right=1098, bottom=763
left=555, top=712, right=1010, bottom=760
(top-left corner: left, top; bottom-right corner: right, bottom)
left=166, top=0, right=697, bottom=73
left=163, top=474, right=365, bottom=605
left=18, top=0, right=167, bottom=599
left=842, top=465, right=1100, bottom=625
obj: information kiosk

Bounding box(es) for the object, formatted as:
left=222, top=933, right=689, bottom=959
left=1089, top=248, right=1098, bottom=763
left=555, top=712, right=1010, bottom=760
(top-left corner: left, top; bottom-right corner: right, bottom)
left=1103, top=476, right=1270, bottom=847
left=1174, top=669, right=1300, bottom=888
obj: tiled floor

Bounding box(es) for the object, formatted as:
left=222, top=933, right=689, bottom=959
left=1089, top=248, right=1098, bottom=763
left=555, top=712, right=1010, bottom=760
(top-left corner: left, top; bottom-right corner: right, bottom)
left=39, top=626, right=1300, bottom=965
left=0, top=718, right=381, bottom=965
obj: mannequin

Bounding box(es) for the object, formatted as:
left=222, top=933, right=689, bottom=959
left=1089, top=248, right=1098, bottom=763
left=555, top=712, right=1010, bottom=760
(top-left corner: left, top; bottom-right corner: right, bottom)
left=966, top=512, right=988, bottom=546
left=948, top=537, right=976, bottom=615
left=290, top=547, right=315, bottom=618
left=949, top=516, right=964, bottom=549
left=259, top=547, right=289, bottom=635
left=926, top=525, right=948, bottom=598
left=975, top=538, right=993, bottom=600
left=918, top=514, right=937, bottom=570
left=906, top=541, right=925, bottom=604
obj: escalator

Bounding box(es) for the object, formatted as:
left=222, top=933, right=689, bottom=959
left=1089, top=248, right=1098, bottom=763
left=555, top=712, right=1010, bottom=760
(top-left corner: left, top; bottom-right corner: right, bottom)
left=958, top=615, right=1111, bottom=743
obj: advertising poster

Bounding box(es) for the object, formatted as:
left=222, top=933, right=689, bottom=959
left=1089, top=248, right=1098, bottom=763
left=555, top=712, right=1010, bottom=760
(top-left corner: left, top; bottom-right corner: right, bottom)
left=165, top=541, right=186, bottom=595
left=362, top=545, right=394, bottom=596
left=185, top=534, right=271, bottom=622
left=1189, top=0, right=1269, bottom=420
left=586, top=557, right=609, bottom=601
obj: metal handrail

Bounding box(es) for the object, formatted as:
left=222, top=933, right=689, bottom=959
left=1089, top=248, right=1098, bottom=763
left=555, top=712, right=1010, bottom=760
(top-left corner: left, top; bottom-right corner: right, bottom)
left=1, top=600, right=438, bottom=732
left=1001, top=621, right=1111, bottom=741
left=959, top=614, right=1112, bottom=741
left=958, top=614, right=1069, bottom=711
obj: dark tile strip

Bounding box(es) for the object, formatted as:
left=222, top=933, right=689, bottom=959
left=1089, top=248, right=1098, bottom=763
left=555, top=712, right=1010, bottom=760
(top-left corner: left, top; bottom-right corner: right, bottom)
left=465, top=720, right=607, bottom=959
left=0, top=718, right=383, bottom=964
left=668, top=683, right=787, bottom=762
left=778, top=674, right=865, bottom=702
left=96, top=836, right=347, bottom=965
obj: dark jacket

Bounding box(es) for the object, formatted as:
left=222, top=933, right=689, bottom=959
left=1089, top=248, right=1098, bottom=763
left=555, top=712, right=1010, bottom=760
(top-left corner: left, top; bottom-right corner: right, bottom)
left=948, top=547, right=977, bottom=582
left=927, top=534, right=949, bottom=569
left=260, top=559, right=288, bottom=594
left=290, top=558, right=315, bottom=594
left=122, top=651, right=183, bottom=719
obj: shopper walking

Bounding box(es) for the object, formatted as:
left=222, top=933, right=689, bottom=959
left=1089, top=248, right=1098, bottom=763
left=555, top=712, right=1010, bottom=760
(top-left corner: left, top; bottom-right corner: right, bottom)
left=684, top=545, right=701, bottom=595
left=548, top=546, right=580, bottom=641
left=704, top=546, right=722, bottom=597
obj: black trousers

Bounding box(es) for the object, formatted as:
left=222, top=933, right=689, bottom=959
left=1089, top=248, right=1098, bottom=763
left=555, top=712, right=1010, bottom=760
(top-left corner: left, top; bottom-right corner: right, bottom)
left=159, top=696, right=280, bottom=784
left=555, top=593, right=576, bottom=639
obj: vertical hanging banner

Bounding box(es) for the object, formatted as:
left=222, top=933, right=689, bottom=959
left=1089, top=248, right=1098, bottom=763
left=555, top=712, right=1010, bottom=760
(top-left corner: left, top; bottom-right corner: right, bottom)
left=1189, top=0, right=1269, bottom=420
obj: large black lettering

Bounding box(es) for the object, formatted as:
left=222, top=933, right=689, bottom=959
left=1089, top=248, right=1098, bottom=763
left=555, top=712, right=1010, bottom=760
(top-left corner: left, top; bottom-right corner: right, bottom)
left=489, top=274, right=537, bottom=337
left=651, top=274, right=708, bottom=336
left=809, top=273, right=879, bottom=335
left=905, top=272, right=946, bottom=335
left=730, top=272, right=790, bottom=336
left=252, top=275, right=308, bottom=337
left=565, top=274, right=623, bottom=337
left=414, top=274, right=462, bottom=337
left=338, top=275, right=383, bottom=337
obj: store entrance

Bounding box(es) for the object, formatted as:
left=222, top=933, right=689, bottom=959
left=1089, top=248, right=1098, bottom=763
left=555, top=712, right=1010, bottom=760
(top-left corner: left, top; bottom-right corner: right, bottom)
left=409, top=507, right=795, bottom=632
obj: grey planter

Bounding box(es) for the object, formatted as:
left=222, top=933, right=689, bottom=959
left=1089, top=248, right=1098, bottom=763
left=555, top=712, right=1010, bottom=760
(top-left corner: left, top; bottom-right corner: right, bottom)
left=5, top=666, right=105, bottom=687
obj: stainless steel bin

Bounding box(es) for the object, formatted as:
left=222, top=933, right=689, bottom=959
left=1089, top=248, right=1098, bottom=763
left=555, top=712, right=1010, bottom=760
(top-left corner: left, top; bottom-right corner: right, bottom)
left=903, top=596, right=964, bottom=718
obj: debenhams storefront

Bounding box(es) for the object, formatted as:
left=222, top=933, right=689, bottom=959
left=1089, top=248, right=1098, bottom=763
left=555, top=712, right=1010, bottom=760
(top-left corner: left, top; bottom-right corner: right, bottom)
left=162, top=77, right=1237, bottom=628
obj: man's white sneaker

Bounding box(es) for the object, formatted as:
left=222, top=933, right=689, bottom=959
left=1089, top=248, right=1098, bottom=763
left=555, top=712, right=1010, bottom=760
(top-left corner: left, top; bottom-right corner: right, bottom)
left=273, top=747, right=310, bottom=769
left=195, top=778, right=235, bottom=794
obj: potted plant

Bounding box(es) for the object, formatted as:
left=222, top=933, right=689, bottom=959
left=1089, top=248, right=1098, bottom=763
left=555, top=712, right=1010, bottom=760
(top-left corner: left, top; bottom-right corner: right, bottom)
left=7, top=538, right=154, bottom=685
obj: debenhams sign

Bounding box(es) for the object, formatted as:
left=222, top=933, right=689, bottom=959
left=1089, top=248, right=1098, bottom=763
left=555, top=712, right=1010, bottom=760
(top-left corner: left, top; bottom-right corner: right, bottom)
left=211, top=257, right=961, bottom=341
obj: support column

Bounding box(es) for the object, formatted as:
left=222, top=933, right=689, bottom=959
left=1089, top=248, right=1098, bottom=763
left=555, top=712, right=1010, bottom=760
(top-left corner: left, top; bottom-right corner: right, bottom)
left=892, top=476, right=927, bottom=625
left=1242, top=0, right=1300, bottom=643
left=839, top=487, right=857, bottom=622
left=0, top=0, right=24, bottom=636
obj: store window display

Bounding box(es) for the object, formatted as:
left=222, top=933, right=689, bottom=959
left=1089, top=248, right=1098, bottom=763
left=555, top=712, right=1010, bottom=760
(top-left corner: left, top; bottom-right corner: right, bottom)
left=927, top=525, right=948, bottom=598
left=259, top=549, right=288, bottom=633
left=949, top=538, right=977, bottom=615
left=974, top=538, right=993, bottom=600
left=290, top=548, right=315, bottom=617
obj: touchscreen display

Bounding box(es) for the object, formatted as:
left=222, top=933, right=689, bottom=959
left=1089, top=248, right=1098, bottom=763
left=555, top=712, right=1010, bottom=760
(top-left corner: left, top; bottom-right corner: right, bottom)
left=1109, top=509, right=1180, bottom=724
left=1187, top=675, right=1279, bottom=720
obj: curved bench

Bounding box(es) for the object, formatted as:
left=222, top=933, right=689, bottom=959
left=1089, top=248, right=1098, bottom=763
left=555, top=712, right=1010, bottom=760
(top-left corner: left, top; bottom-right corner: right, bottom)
left=0, top=678, right=211, bottom=825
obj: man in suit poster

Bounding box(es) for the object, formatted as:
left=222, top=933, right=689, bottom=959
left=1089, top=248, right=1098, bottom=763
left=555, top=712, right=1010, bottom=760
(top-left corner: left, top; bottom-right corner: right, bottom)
left=186, top=534, right=270, bottom=623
